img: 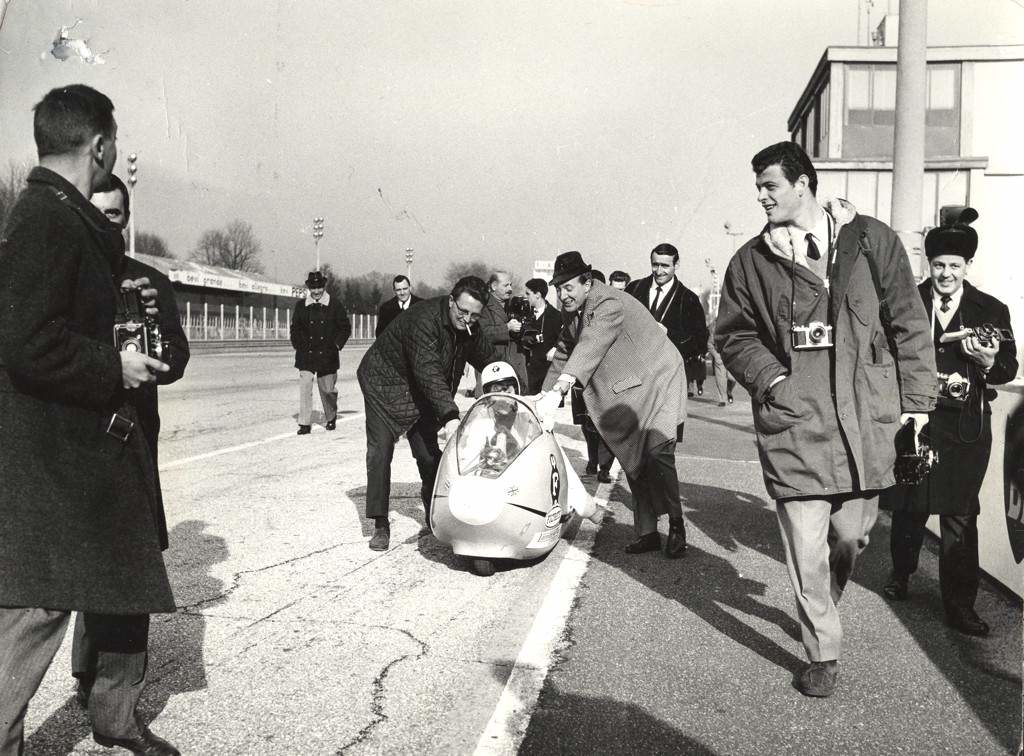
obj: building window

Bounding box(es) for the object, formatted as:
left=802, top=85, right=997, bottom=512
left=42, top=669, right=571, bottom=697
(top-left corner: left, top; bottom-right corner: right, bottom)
left=842, top=63, right=961, bottom=159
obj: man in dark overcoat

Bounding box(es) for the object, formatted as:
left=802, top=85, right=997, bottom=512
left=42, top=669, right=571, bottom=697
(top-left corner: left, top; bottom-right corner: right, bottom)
left=66, top=173, right=191, bottom=708
left=357, top=276, right=498, bottom=551
left=520, top=277, right=561, bottom=395
left=477, top=269, right=528, bottom=395
left=537, top=252, right=689, bottom=558
left=375, top=274, right=421, bottom=337
left=0, top=85, right=179, bottom=755
left=883, top=208, right=1018, bottom=636
left=626, top=243, right=708, bottom=434
left=290, top=269, right=352, bottom=435
left=715, top=141, right=937, bottom=698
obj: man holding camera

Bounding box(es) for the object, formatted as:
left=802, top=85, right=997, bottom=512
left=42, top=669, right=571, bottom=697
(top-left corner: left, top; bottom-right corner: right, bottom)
left=883, top=208, right=1017, bottom=636
left=715, top=141, right=936, bottom=698
left=520, top=278, right=561, bottom=395
left=0, top=85, right=178, bottom=755
left=477, top=270, right=528, bottom=395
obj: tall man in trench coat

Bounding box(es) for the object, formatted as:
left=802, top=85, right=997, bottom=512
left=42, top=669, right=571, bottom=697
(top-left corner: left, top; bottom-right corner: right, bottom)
left=538, top=251, right=689, bottom=558
left=0, top=85, right=179, bottom=755
left=715, top=142, right=937, bottom=698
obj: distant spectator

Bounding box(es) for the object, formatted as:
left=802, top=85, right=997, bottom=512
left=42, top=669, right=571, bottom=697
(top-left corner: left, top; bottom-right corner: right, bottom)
left=477, top=269, right=528, bottom=394
left=376, top=274, right=421, bottom=337
left=290, top=270, right=352, bottom=435
left=609, top=270, right=631, bottom=290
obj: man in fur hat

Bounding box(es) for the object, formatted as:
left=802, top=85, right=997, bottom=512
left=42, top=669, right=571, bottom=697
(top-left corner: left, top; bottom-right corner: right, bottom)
left=883, top=207, right=1018, bottom=637
left=290, top=269, right=352, bottom=435
left=715, top=141, right=937, bottom=697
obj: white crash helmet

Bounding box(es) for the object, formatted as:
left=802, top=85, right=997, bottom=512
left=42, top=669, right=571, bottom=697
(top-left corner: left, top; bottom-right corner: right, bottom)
left=481, top=361, right=520, bottom=394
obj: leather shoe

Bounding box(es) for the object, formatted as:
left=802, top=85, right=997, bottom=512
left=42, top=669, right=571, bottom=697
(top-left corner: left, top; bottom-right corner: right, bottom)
left=94, top=727, right=180, bottom=755
left=797, top=660, right=838, bottom=697
left=717, top=401, right=726, bottom=407
left=74, top=677, right=91, bottom=708
left=325, top=419, right=336, bottom=431
left=945, top=606, right=990, bottom=637
left=665, top=517, right=687, bottom=558
left=369, top=524, right=391, bottom=551
left=596, top=470, right=612, bottom=484
left=882, top=572, right=909, bottom=601
left=296, top=425, right=311, bottom=435
left=624, top=532, right=661, bottom=554
left=584, top=463, right=598, bottom=475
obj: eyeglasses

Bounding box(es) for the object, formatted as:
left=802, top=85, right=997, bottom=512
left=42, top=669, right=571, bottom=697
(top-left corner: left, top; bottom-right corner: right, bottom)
left=452, top=299, right=481, bottom=322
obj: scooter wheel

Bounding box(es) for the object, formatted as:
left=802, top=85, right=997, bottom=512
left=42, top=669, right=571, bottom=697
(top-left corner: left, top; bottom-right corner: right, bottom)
left=471, top=558, right=496, bottom=577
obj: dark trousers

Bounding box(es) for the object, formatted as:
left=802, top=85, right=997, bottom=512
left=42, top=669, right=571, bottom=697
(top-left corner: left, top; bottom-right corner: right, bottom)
left=890, top=511, right=980, bottom=611
left=624, top=440, right=683, bottom=537
left=364, top=405, right=441, bottom=519
left=582, top=426, right=613, bottom=472
left=0, top=607, right=148, bottom=755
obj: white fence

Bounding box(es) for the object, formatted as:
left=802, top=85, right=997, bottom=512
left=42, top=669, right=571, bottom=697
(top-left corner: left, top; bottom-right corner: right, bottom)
left=180, top=303, right=377, bottom=341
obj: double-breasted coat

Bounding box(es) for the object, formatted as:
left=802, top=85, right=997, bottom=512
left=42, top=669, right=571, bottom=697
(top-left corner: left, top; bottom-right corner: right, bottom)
left=0, top=167, right=175, bottom=615
left=544, top=280, right=687, bottom=479
left=290, top=291, right=352, bottom=375
left=715, top=203, right=937, bottom=500
left=890, top=280, right=1017, bottom=516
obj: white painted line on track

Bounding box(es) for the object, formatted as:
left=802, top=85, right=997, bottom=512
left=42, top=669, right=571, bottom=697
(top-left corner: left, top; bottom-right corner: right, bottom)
left=474, top=451, right=615, bottom=756
left=159, top=412, right=364, bottom=471
left=679, top=453, right=761, bottom=465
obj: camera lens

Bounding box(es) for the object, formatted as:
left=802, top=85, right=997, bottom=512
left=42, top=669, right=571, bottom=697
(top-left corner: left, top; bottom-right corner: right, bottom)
left=809, top=325, right=826, bottom=342
left=948, top=381, right=965, bottom=399
left=122, top=340, right=142, bottom=353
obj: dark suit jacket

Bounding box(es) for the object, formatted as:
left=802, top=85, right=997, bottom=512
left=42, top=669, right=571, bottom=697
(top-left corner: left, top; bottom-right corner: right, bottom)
left=376, top=294, right=422, bottom=337
left=626, top=275, right=709, bottom=361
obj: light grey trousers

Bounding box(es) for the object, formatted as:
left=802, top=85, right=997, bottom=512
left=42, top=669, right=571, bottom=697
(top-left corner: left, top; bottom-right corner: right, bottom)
left=774, top=494, right=879, bottom=662
left=298, top=370, right=338, bottom=425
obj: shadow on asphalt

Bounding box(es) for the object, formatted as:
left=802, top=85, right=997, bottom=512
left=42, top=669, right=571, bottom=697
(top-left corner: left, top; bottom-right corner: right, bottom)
left=519, top=673, right=719, bottom=755
left=24, top=520, right=228, bottom=754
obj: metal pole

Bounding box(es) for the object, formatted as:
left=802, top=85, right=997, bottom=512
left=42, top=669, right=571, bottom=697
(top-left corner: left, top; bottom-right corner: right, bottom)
left=126, top=153, right=138, bottom=258
left=235, top=304, right=240, bottom=340
left=219, top=303, right=224, bottom=339
left=262, top=307, right=267, bottom=339
left=405, top=247, right=414, bottom=280
left=891, top=0, right=928, bottom=277
left=249, top=305, right=254, bottom=339
left=203, top=302, right=208, bottom=341
left=186, top=301, right=191, bottom=340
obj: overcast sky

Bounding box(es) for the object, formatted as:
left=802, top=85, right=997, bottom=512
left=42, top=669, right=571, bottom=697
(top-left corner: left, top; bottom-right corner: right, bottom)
left=1, top=1, right=1021, bottom=290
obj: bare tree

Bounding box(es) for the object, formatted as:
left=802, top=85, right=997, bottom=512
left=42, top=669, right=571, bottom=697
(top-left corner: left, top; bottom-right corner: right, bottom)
left=0, top=161, right=30, bottom=231
left=443, top=260, right=490, bottom=288
left=136, top=231, right=174, bottom=259
left=190, top=219, right=264, bottom=274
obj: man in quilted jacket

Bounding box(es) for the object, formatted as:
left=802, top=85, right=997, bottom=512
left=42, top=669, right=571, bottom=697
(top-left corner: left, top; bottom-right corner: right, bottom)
left=357, top=276, right=499, bottom=550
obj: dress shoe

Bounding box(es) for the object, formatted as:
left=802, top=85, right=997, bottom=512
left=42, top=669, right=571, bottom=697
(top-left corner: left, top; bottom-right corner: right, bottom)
left=596, top=470, right=612, bottom=484
left=296, top=425, right=311, bottom=435
left=369, top=523, right=391, bottom=551
left=94, top=727, right=180, bottom=755
left=727, top=395, right=734, bottom=404
left=665, top=517, right=687, bottom=558
left=696, top=386, right=703, bottom=396
left=945, top=606, right=990, bottom=637
left=882, top=572, right=909, bottom=601
left=584, top=463, right=598, bottom=475
left=624, top=532, right=661, bottom=554
left=717, top=401, right=726, bottom=407
left=687, top=391, right=694, bottom=398
left=325, top=419, right=336, bottom=431
left=797, top=660, right=838, bottom=697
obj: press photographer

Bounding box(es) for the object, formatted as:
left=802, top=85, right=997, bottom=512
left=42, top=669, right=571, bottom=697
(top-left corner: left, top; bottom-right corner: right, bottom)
left=477, top=269, right=528, bottom=394
left=883, top=207, right=1018, bottom=637
left=519, top=278, right=561, bottom=395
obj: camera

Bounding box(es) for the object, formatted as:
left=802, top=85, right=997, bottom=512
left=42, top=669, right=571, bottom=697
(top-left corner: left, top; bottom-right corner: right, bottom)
left=894, top=419, right=938, bottom=486
left=791, top=321, right=833, bottom=350
left=113, top=286, right=167, bottom=363
left=939, top=323, right=1014, bottom=347
left=937, top=371, right=970, bottom=402
left=506, top=295, right=531, bottom=323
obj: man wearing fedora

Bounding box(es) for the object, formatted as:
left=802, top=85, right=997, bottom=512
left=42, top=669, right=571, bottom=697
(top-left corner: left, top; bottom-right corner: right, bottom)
left=290, top=270, right=352, bottom=435
left=538, top=251, right=689, bottom=558
left=883, top=207, right=1017, bottom=636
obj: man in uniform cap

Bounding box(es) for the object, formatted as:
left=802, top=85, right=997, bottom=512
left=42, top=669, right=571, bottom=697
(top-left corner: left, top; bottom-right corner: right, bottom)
left=883, top=207, right=1017, bottom=637
left=290, top=269, right=352, bottom=434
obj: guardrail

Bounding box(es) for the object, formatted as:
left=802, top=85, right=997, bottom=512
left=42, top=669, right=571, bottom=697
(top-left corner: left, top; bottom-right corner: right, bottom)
left=189, top=338, right=373, bottom=353
left=179, top=303, right=378, bottom=342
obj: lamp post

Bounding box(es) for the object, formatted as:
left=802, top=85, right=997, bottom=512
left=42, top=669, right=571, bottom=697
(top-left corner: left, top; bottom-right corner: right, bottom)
left=723, top=220, right=744, bottom=254
left=404, top=247, right=414, bottom=280
left=126, top=153, right=138, bottom=258
left=312, top=216, right=325, bottom=271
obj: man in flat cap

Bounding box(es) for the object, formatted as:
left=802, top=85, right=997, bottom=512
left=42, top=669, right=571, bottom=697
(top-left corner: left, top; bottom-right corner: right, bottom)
left=883, top=207, right=1018, bottom=637
left=538, top=251, right=689, bottom=558
left=290, top=269, right=352, bottom=435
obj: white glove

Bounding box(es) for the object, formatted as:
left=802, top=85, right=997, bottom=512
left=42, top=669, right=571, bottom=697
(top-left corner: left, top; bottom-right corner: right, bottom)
left=536, top=390, right=562, bottom=431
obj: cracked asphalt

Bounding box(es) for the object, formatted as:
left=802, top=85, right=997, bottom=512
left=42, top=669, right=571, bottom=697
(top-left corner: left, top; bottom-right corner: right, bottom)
left=19, top=346, right=1023, bottom=755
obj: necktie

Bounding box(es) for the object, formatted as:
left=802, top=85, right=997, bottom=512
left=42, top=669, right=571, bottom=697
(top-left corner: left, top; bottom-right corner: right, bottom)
left=651, top=285, right=663, bottom=314
left=805, top=233, right=821, bottom=261
left=940, top=294, right=952, bottom=313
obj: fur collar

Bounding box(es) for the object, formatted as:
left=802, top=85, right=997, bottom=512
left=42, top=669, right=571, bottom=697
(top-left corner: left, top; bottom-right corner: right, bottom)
left=761, top=197, right=857, bottom=267
left=305, top=291, right=331, bottom=307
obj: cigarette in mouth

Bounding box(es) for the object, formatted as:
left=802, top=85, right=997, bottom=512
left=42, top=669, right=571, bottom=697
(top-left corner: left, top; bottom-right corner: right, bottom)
left=465, top=322, right=472, bottom=335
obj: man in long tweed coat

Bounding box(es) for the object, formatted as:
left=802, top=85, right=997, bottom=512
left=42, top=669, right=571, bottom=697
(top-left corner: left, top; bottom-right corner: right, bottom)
left=539, top=251, right=689, bottom=558
left=0, top=86, right=179, bottom=755
left=357, top=276, right=499, bottom=551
